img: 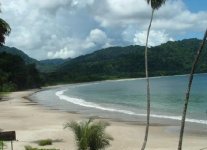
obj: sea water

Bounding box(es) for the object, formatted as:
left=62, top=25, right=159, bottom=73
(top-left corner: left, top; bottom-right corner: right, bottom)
left=30, top=73, right=207, bottom=125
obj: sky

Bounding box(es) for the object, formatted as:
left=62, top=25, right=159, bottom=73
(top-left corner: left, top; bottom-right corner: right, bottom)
left=0, top=0, right=207, bottom=60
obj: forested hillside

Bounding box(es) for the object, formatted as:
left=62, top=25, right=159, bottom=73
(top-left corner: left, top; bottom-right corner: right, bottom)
left=0, top=46, right=66, bottom=72
left=44, top=38, right=207, bottom=84
left=1, top=38, right=206, bottom=85
left=0, top=52, right=42, bottom=91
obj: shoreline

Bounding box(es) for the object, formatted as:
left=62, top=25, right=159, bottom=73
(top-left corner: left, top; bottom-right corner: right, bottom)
left=30, top=84, right=207, bottom=127
left=0, top=90, right=207, bottom=149
left=34, top=72, right=207, bottom=89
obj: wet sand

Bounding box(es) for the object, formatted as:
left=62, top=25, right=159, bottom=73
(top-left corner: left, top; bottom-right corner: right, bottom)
left=0, top=90, right=207, bottom=150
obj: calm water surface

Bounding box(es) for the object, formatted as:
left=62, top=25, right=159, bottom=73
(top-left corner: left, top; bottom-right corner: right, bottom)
left=30, top=73, right=207, bottom=125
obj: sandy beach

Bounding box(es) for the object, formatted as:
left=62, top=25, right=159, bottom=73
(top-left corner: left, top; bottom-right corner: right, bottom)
left=0, top=90, right=207, bottom=150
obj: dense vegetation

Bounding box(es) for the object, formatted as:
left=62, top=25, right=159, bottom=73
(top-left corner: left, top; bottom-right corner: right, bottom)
left=0, top=52, right=42, bottom=91
left=0, top=46, right=66, bottom=72
left=0, top=38, right=206, bottom=86
left=45, top=38, right=207, bottom=84
left=24, top=146, right=58, bottom=150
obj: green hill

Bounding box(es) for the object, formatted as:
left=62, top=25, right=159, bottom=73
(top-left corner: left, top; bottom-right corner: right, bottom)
left=0, top=46, right=67, bottom=72
left=0, top=52, right=42, bottom=91
left=45, top=38, right=207, bottom=84
left=1, top=38, right=206, bottom=85
left=0, top=45, right=37, bottom=64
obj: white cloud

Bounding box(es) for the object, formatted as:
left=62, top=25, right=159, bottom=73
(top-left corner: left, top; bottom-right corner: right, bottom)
left=47, top=47, right=76, bottom=59
left=133, top=30, right=174, bottom=46
left=47, top=28, right=110, bottom=59
left=93, top=0, right=207, bottom=32
left=86, top=29, right=108, bottom=46
left=93, top=0, right=150, bottom=27
left=0, top=0, right=206, bottom=60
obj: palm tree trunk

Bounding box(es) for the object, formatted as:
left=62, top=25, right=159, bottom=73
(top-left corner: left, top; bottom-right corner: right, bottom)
left=141, top=8, right=154, bottom=150
left=178, top=29, right=207, bottom=150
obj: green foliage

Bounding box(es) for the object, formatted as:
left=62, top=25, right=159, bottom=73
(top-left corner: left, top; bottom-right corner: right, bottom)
left=0, top=52, right=42, bottom=91
left=0, top=45, right=37, bottom=64
left=0, top=18, right=11, bottom=45
left=0, top=141, right=6, bottom=149
left=146, top=0, right=166, bottom=10
left=44, top=39, right=207, bottom=84
left=64, top=119, right=113, bottom=150
left=36, top=139, right=52, bottom=146
left=24, top=145, right=58, bottom=150
left=1, top=39, right=207, bottom=85
left=0, top=45, right=67, bottom=72
left=0, top=141, right=2, bottom=146
left=1, top=82, right=17, bottom=92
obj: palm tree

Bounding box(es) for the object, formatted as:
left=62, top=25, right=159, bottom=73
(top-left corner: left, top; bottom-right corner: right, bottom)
left=64, top=119, right=113, bottom=150
left=141, top=0, right=166, bottom=150
left=178, top=29, right=207, bottom=150
left=0, top=18, right=11, bottom=46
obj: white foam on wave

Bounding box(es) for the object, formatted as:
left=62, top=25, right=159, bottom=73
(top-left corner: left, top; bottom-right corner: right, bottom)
left=56, top=90, right=207, bottom=125
left=56, top=90, right=135, bottom=115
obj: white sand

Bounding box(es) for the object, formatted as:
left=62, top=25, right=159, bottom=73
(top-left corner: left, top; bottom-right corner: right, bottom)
left=0, top=91, right=206, bottom=150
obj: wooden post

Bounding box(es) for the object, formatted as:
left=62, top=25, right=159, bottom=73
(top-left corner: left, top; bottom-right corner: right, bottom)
left=11, top=141, right=13, bottom=150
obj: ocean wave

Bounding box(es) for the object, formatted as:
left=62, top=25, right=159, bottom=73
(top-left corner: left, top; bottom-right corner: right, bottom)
left=56, top=90, right=136, bottom=115
left=56, top=90, right=207, bottom=125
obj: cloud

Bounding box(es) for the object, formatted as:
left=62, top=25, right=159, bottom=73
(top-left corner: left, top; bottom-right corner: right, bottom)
left=47, top=47, right=75, bottom=59
left=133, top=30, right=174, bottom=46
left=92, top=0, right=150, bottom=27
left=85, top=29, right=108, bottom=47
left=92, top=0, right=207, bottom=32
left=47, top=28, right=110, bottom=59
left=0, top=0, right=207, bottom=60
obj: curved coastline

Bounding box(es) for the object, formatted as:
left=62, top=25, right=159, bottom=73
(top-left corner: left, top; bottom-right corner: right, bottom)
left=1, top=88, right=206, bottom=149
left=28, top=73, right=207, bottom=127
left=55, top=89, right=207, bottom=125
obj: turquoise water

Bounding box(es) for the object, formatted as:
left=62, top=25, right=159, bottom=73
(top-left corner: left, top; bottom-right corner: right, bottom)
left=31, top=73, right=207, bottom=125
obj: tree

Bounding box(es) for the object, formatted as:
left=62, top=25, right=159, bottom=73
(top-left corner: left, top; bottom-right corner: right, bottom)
left=0, top=18, right=11, bottom=46
left=178, top=29, right=207, bottom=150
left=64, top=119, right=113, bottom=150
left=0, top=2, right=11, bottom=46
left=141, top=0, right=166, bottom=150
left=0, top=52, right=42, bottom=91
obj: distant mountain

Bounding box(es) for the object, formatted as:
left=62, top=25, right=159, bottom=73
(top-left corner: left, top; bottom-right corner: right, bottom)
left=40, top=58, right=67, bottom=65
left=0, top=46, right=69, bottom=72
left=38, top=58, right=71, bottom=72
left=1, top=38, right=207, bottom=85
left=45, top=38, right=207, bottom=84
left=0, top=45, right=37, bottom=64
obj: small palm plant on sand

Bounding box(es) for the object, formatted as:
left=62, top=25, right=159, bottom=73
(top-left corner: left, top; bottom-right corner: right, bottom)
left=141, top=0, right=166, bottom=150
left=64, top=119, right=113, bottom=150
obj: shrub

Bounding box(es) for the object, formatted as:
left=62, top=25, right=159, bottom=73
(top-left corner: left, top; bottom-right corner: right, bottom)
left=24, top=145, right=58, bottom=150
left=36, top=139, right=52, bottom=146
left=2, top=83, right=17, bottom=92
left=64, top=119, right=113, bottom=150
left=0, top=141, right=6, bottom=148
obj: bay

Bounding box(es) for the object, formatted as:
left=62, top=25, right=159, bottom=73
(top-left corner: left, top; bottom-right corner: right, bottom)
left=30, top=73, right=207, bottom=125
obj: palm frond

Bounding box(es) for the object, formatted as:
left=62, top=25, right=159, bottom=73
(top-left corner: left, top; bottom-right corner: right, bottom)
left=65, top=119, right=113, bottom=150
left=65, top=121, right=82, bottom=141
left=146, top=0, right=166, bottom=10
left=0, top=18, right=11, bottom=45
left=88, top=121, right=112, bottom=150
